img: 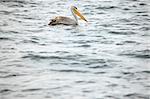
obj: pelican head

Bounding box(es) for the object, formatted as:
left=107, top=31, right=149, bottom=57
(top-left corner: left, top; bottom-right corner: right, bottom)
left=71, top=6, right=88, bottom=23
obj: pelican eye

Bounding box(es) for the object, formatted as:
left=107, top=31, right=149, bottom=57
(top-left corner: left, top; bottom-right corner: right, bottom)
left=74, top=6, right=77, bottom=9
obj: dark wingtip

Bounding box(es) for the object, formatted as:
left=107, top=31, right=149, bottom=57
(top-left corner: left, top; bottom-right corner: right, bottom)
left=48, top=21, right=53, bottom=25
left=48, top=22, right=56, bottom=26
left=48, top=19, right=57, bottom=26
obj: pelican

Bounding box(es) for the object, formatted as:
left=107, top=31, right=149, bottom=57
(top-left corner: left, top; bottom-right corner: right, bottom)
left=48, top=6, right=87, bottom=26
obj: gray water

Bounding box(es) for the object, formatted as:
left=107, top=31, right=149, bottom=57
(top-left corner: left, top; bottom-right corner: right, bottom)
left=0, top=0, right=150, bottom=99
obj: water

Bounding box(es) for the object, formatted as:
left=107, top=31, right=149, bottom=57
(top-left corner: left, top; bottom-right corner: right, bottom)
left=0, top=0, right=150, bottom=99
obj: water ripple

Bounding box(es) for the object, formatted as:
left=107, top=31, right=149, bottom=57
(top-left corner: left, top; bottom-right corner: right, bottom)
left=50, top=69, right=89, bottom=73
left=120, top=49, right=150, bottom=59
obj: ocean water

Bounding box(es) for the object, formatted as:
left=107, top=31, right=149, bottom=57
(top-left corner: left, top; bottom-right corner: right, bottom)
left=0, top=0, right=150, bottom=99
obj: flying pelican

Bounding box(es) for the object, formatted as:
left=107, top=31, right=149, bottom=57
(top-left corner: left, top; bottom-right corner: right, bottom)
left=48, top=6, right=87, bottom=26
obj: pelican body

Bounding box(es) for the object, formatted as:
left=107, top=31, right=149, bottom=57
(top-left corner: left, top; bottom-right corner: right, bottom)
left=48, top=6, right=87, bottom=26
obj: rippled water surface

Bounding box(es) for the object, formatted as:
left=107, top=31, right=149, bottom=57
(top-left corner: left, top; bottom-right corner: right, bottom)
left=0, top=0, right=150, bottom=99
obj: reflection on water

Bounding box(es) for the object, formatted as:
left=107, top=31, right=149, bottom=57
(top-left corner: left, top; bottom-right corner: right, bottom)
left=0, top=0, right=150, bottom=99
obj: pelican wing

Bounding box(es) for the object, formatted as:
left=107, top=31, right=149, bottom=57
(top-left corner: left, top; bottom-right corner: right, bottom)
left=57, top=17, right=77, bottom=25
left=49, top=16, right=77, bottom=26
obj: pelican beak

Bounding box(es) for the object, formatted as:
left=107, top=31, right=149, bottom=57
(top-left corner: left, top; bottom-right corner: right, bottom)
left=74, top=8, right=88, bottom=22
